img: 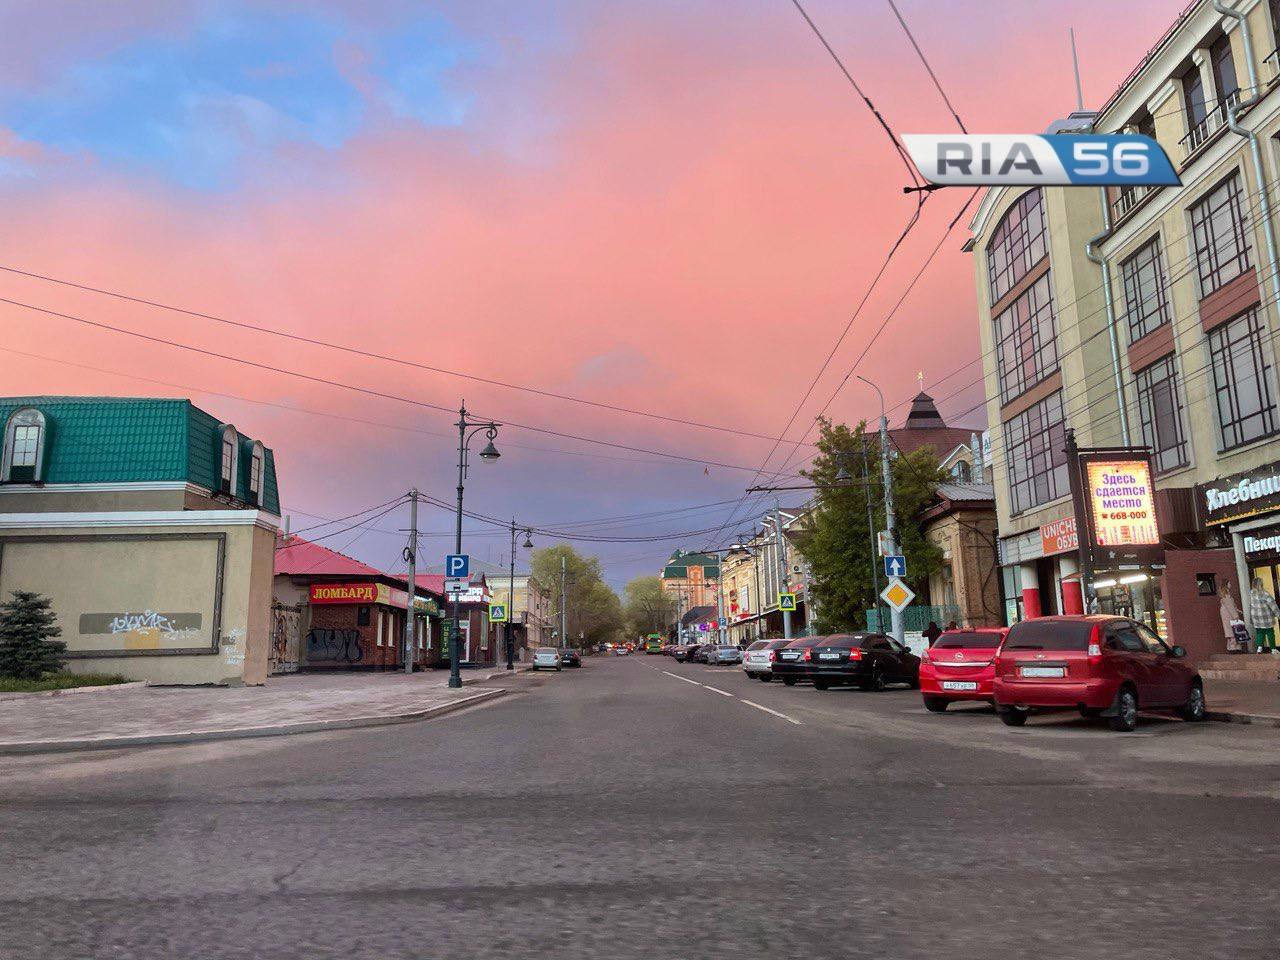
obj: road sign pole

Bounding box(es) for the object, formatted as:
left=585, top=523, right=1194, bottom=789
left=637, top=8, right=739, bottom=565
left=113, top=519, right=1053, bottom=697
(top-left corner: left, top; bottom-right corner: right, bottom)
left=877, top=407, right=905, bottom=646
left=402, top=490, right=417, bottom=675
left=774, top=502, right=792, bottom=639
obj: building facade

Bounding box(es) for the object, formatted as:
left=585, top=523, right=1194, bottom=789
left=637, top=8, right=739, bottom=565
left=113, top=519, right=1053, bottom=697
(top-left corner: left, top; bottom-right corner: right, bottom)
left=967, top=0, right=1280, bottom=660
left=0, top=397, right=281, bottom=684
left=660, top=549, right=721, bottom=613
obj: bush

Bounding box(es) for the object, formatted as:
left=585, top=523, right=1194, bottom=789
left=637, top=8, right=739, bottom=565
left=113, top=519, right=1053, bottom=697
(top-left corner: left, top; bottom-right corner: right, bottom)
left=0, top=590, right=67, bottom=681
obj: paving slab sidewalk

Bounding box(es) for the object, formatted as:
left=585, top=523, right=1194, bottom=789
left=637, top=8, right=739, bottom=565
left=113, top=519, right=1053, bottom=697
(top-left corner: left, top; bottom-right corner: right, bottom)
left=1204, top=679, right=1280, bottom=727
left=0, top=669, right=525, bottom=754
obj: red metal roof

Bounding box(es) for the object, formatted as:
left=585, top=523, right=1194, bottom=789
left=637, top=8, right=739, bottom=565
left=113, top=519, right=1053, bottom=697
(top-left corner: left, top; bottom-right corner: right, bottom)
left=274, top=536, right=384, bottom=578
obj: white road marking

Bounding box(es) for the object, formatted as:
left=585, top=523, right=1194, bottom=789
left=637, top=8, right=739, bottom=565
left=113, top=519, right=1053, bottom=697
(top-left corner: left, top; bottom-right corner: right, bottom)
left=740, top=700, right=803, bottom=725
left=662, top=671, right=703, bottom=687
left=702, top=685, right=734, bottom=698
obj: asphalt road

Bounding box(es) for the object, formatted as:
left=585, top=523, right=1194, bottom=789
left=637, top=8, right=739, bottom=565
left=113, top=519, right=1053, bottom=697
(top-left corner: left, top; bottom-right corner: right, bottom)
left=2, top=656, right=1278, bottom=960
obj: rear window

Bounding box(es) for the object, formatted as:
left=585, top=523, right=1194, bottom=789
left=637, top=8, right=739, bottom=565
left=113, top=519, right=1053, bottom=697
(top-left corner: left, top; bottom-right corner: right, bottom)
left=766, top=639, right=793, bottom=650
left=934, top=631, right=1003, bottom=649
left=787, top=637, right=825, bottom=649
left=1004, top=620, right=1095, bottom=651
left=747, top=640, right=769, bottom=651
left=817, top=636, right=858, bottom=649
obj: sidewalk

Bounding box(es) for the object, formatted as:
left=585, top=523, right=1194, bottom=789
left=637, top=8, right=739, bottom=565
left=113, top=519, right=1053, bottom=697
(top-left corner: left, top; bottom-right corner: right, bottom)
left=0, top=668, right=525, bottom=755
left=1205, top=679, right=1280, bottom=727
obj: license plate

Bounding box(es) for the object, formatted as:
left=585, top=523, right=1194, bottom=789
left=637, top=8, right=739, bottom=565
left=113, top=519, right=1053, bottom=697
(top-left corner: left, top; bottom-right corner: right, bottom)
left=818, top=652, right=840, bottom=660
left=1020, top=666, right=1065, bottom=678
left=941, top=680, right=978, bottom=691
left=781, top=653, right=798, bottom=660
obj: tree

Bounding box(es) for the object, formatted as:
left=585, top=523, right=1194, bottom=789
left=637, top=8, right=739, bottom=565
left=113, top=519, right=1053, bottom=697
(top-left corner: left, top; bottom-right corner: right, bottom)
left=0, top=590, right=66, bottom=680
left=623, top=575, right=675, bottom=637
left=796, top=418, right=945, bottom=634
left=530, top=544, right=625, bottom=648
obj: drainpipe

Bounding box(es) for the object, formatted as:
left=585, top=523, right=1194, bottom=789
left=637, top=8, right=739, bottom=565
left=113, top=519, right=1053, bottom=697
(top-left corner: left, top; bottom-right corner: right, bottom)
left=1084, top=192, right=1132, bottom=446
left=1215, top=0, right=1280, bottom=307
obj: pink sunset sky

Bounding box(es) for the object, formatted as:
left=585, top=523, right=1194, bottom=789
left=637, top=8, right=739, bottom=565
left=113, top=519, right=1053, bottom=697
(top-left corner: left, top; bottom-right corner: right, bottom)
left=0, top=0, right=1183, bottom=584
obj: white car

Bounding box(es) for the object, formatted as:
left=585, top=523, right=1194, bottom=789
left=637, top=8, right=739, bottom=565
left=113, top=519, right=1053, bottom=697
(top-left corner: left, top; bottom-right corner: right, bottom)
left=743, top=639, right=776, bottom=680
left=707, top=645, right=742, bottom=665
left=532, top=648, right=562, bottom=671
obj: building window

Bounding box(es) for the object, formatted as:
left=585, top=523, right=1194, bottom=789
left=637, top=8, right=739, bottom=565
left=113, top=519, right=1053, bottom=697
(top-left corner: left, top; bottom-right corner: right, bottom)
left=1183, top=66, right=1207, bottom=133
left=1209, top=308, right=1278, bottom=449
left=1190, top=173, right=1252, bottom=297
left=950, top=460, right=972, bottom=482
left=1134, top=355, right=1189, bottom=473
left=1210, top=34, right=1239, bottom=104
left=993, top=273, right=1059, bottom=403
left=986, top=189, right=1048, bottom=304
left=2, top=408, right=47, bottom=483
left=1120, top=238, right=1172, bottom=342
left=218, top=425, right=238, bottom=495
left=1003, top=391, right=1068, bottom=514
left=249, top=442, right=265, bottom=505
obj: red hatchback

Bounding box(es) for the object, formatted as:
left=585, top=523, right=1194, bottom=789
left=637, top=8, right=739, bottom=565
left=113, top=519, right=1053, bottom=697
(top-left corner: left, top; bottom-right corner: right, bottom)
left=993, top=615, right=1206, bottom=732
left=919, top=627, right=1006, bottom=712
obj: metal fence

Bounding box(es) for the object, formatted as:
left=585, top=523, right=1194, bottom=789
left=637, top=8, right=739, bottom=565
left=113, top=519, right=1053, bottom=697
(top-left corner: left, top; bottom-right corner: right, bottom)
left=865, top=604, right=962, bottom=634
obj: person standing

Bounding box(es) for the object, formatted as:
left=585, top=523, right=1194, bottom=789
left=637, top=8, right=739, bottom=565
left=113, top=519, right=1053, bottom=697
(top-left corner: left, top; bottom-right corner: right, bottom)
left=1220, top=582, right=1247, bottom=653
left=1248, top=578, right=1280, bottom=653
left=923, top=621, right=942, bottom=646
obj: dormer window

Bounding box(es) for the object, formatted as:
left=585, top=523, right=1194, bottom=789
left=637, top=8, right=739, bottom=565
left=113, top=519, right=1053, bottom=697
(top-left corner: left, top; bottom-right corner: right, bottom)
left=218, top=424, right=239, bottom=495
left=3, top=408, right=47, bottom=483
left=249, top=441, right=265, bottom=505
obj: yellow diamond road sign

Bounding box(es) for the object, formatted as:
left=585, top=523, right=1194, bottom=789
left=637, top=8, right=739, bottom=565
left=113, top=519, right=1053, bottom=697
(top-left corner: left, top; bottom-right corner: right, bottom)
left=880, top=577, right=915, bottom=613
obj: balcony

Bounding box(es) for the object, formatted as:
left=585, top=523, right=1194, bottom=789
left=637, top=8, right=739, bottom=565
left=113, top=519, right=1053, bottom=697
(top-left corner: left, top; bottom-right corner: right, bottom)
left=1111, top=183, right=1154, bottom=222
left=1179, top=90, right=1241, bottom=160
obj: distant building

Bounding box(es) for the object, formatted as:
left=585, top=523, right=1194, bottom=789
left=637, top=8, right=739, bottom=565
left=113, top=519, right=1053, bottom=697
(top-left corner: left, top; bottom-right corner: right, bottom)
left=0, top=397, right=281, bottom=684
left=660, top=548, right=720, bottom=614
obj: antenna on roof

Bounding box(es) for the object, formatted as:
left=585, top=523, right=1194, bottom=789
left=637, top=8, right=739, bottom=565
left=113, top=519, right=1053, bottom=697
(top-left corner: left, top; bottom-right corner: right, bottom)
left=1070, top=27, right=1084, bottom=111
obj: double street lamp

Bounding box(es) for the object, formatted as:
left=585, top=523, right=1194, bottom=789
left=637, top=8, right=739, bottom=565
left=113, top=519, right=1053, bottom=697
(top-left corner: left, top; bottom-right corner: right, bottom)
left=450, top=402, right=502, bottom=689
left=507, top=521, right=533, bottom=671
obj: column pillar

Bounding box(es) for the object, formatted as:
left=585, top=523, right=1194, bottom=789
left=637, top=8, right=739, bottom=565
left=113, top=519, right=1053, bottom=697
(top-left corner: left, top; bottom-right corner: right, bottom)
left=1059, top=555, right=1084, bottom=615
left=1020, top=563, right=1042, bottom=620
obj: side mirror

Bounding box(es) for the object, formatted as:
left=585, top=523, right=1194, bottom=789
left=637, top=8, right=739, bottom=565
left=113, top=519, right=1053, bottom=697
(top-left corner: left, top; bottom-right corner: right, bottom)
left=1171, top=645, right=1186, bottom=658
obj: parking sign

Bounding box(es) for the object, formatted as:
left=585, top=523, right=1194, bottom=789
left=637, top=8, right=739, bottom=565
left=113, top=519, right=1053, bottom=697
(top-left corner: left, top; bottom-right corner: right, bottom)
left=445, top=554, right=470, bottom=578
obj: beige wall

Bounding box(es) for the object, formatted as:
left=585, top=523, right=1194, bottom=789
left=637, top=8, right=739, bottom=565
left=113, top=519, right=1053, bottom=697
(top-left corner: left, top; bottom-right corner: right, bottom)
left=0, top=516, right=276, bottom=685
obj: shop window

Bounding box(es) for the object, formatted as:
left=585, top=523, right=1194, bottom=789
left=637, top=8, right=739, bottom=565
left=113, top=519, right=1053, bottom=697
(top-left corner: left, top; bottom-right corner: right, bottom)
left=1120, top=237, right=1172, bottom=342
left=987, top=189, right=1048, bottom=304
left=1134, top=354, right=1189, bottom=473
left=357, top=605, right=371, bottom=626
left=1190, top=173, right=1252, bottom=298
left=1196, top=573, right=1218, bottom=596
left=1208, top=308, right=1278, bottom=450
left=1003, top=390, right=1069, bottom=514
left=2, top=407, right=47, bottom=482
left=993, top=273, right=1060, bottom=404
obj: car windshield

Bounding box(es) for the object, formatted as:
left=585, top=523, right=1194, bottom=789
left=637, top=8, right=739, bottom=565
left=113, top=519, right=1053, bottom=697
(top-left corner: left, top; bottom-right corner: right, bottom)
left=717, top=646, right=735, bottom=652
left=1004, top=620, right=1095, bottom=651
left=746, top=640, right=769, bottom=651
left=934, top=631, right=1002, bottom=649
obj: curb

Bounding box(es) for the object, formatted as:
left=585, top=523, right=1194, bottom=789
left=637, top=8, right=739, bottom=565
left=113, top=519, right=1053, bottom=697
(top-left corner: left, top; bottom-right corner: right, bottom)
left=0, top=687, right=507, bottom=755
left=0, top=680, right=148, bottom=703
left=1206, top=709, right=1280, bottom=728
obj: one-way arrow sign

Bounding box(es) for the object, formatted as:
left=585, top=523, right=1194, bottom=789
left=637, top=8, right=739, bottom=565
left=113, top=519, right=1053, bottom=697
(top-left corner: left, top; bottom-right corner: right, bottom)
left=883, top=554, right=906, bottom=578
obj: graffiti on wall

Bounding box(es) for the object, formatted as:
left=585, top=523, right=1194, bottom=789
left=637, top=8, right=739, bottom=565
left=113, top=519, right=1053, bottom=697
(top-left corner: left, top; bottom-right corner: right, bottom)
left=79, top=611, right=203, bottom=649
left=306, top=628, right=363, bottom=664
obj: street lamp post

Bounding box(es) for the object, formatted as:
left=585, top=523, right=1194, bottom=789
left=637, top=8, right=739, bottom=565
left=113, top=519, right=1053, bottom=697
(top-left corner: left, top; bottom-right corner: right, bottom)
left=857, top=376, right=904, bottom=648
left=450, top=401, right=501, bottom=689
left=507, top=519, right=533, bottom=671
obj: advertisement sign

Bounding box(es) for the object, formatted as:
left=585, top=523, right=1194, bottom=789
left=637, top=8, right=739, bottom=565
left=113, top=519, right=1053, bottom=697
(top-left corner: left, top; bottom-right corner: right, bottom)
left=310, top=582, right=384, bottom=605
left=1198, top=459, right=1280, bottom=526
left=903, top=134, right=1179, bottom=187
left=1040, top=516, right=1078, bottom=556
left=1085, top=460, right=1159, bottom=548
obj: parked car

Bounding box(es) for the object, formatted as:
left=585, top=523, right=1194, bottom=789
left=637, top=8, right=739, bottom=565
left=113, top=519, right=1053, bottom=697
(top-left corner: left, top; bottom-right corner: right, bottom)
left=707, top=645, right=742, bottom=665
left=614, top=645, right=631, bottom=656
left=743, top=639, right=791, bottom=680
left=532, top=648, right=562, bottom=671
left=801, top=633, right=920, bottom=691
left=560, top=649, right=582, bottom=668
left=689, top=643, right=715, bottom=664
left=919, top=627, right=1007, bottom=712
left=770, top=636, right=827, bottom=685
left=993, top=615, right=1205, bottom=732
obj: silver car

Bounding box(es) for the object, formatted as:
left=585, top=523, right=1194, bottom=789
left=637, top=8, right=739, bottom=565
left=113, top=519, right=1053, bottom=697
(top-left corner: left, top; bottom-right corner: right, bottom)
left=708, top=645, right=742, bottom=665
left=532, top=647, right=562, bottom=671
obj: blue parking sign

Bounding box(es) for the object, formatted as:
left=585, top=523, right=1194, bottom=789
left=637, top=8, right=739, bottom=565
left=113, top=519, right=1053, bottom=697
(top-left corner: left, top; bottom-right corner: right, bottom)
left=445, top=554, right=470, bottom=578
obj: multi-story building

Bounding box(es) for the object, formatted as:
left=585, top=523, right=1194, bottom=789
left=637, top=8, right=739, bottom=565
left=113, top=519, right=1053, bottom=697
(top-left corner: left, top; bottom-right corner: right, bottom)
left=660, top=549, right=720, bottom=613
left=0, top=396, right=281, bottom=684
left=967, top=0, right=1280, bottom=659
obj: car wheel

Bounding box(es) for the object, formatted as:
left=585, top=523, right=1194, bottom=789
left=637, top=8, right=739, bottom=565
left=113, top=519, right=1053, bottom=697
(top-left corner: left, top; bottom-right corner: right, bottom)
left=923, top=696, right=948, bottom=713
left=999, top=707, right=1028, bottom=727
left=813, top=680, right=829, bottom=691
left=864, top=665, right=886, bottom=692
left=1178, top=681, right=1206, bottom=722
left=760, top=675, right=771, bottom=683
left=1108, top=688, right=1138, bottom=732
left=783, top=677, right=796, bottom=686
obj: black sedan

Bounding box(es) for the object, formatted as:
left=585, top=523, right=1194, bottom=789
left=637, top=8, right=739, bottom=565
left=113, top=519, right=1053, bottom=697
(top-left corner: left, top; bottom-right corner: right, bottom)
left=803, top=633, right=919, bottom=691
left=688, top=643, right=715, bottom=664
left=559, top=649, right=583, bottom=668
left=769, top=636, right=827, bottom=685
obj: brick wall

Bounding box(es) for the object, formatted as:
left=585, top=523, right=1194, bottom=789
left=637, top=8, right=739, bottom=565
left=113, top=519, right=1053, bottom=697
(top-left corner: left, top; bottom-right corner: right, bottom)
left=1162, top=547, right=1240, bottom=664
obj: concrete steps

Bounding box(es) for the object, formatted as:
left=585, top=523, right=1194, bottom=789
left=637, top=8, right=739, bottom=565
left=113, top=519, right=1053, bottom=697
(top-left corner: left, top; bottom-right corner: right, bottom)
left=1199, top=653, right=1280, bottom=682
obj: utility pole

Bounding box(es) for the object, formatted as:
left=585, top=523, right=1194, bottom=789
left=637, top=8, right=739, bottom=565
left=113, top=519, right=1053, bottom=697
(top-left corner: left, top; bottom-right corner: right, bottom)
left=715, top=560, right=726, bottom=645
left=861, top=441, right=884, bottom=630
left=560, top=554, right=567, bottom=650
left=774, top=502, right=792, bottom=639
left=877, top=406, right=905, bottom=647
left=401, top=488, right=417, bottom=675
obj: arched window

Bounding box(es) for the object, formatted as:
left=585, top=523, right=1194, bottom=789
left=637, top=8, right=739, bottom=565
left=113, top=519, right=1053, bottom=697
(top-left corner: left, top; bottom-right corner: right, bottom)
left=3, top=408, right=47, bottom=483
left=218, top=424, right=239, bottom=495
left=248, top=441, right=265, bottom=505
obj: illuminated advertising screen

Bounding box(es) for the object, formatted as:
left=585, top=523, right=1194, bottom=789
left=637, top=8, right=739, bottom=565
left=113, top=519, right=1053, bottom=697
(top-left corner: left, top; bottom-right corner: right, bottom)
left=1085, top=460, right=1159, bottom=548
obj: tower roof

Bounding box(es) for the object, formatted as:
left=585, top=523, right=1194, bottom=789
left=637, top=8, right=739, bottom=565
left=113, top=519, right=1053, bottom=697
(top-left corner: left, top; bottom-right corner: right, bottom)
left=903, top=391, right=946, bottom=430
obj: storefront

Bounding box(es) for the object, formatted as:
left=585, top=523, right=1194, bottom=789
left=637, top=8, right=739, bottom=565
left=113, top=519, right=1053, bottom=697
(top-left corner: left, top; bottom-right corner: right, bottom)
left=305, top=581, right=443, bottom=670
left=1198, top=459, right=1280, bottom=613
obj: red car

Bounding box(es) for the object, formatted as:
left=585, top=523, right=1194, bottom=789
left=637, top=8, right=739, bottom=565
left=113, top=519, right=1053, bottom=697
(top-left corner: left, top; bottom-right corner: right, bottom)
left=918, top=627, right=1006, bottom=712
left=994, top=615, right=1206, bottom=732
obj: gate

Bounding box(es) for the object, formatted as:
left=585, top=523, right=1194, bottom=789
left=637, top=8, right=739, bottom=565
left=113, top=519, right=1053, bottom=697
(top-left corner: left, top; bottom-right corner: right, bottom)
left=269, top=603, right=302, bottom=674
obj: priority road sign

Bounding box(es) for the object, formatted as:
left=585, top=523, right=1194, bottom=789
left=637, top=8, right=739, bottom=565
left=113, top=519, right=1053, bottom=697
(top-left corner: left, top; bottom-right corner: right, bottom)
left=489, top=603, right=508, bottom=622
left=880, top=577, right=915, bottom=613
left=778, top=592, right=797, bottom=612
left=884, top=554, right=907, bottom=578
left=445, top=554, right=470, bottom=578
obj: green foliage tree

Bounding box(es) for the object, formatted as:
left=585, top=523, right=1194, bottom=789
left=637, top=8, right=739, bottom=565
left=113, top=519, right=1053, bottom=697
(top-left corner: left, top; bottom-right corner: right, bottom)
left=530, top=544, right=625, bottom=648
left=623, top=575, right=675, bottom=638
left=796, top=418, right=945, bottom=633
left=0, top=590, right=67, bottom=680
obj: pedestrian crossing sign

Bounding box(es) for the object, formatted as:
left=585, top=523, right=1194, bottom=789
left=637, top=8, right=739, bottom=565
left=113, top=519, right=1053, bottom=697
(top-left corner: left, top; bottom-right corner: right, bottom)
left=489, top=603, right=508, bottom=622
left=778, top=592, right=797, bottom=612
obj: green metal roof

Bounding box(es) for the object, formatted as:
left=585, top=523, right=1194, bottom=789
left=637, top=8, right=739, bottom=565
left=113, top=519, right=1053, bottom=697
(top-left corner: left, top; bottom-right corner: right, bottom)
left=0, top=396, right=281, bottom=514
